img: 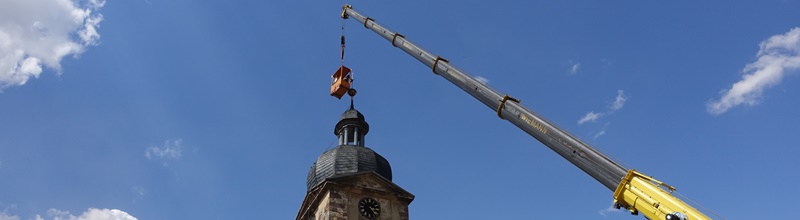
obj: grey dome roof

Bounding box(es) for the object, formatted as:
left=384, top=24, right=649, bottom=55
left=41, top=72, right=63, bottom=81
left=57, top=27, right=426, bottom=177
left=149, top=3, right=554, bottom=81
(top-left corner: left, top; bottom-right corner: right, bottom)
left=306, top=145, right=392, bottom=191
left=334, top=108, right=369, bottom=135
left=340, top=108, right=365, bottom=121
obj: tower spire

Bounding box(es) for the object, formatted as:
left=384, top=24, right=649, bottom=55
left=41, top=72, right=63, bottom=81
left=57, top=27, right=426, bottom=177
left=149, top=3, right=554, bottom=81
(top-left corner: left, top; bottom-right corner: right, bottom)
left=335, top=89, right=368, bottom=147
left=348, top=88, right=357, bottom=110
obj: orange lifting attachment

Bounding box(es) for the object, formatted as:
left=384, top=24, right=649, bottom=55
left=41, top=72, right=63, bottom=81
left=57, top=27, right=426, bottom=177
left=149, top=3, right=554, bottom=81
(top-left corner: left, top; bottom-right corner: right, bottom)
left=330, top=65, right=353, bottom=99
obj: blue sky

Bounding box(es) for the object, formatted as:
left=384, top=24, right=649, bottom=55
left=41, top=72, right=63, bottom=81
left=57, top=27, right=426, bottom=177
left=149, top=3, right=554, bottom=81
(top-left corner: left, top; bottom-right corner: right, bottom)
left=1, top=0, right=799, bottom=219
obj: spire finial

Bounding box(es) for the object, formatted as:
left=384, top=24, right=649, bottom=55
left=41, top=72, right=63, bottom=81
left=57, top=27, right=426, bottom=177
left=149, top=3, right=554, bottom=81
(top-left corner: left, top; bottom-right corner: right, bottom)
left=347, top=88, right=357, bottom=109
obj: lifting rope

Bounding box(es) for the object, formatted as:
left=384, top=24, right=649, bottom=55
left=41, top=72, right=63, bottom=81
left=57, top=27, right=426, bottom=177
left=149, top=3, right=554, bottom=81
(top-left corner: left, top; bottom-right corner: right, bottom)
left=340, top=9, right=356, bottom=101
left=340, top=17, right=346, bottom=66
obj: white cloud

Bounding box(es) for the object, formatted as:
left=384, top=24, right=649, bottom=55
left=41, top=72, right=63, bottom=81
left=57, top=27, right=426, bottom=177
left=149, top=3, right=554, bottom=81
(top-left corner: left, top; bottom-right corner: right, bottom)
left=593, top=129, right=606, bottom=138
left=145, top=139, right=183, bottom=160
left=0, top=204, right=19, bottom=220
left=598, top=204, right=621, bottom=217
left=130, top=186, right=146, bottom=203
left=1, top=208, right=135, bottom=220
left=36, top=208, right=137, bottom=220
left=0, top=0, right=105, bottom=89
left=579, top=90, right=628, bottom=125
left=570, top=63, right=580, bottom=75
left=593, top=123, right=610, bottom=139
left=474, top=76, right=489, bottom=84
left=578, top=111, right=603, bottom=124
left=568, top=60, right=581, bottom=75
left=610, top=90, right=627, bottom=111
left=0, top=212, right=20, bottom=220
left=707, top=27, right=800, bottom=115
left=131, top=186, right=146, bottom=197
left=601, top=58, right=613, bottom=68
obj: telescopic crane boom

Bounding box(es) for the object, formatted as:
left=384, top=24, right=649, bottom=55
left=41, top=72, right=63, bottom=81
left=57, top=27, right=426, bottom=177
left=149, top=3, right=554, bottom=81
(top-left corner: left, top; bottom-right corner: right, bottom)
left=340, top=5, right=712, bottom=220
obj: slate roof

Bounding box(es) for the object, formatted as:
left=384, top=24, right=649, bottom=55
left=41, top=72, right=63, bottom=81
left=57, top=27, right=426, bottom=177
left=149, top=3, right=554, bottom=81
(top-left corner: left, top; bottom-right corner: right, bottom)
left=334, top=108, right=369, bottom=135
left=306, top=145, right=392, bottom=191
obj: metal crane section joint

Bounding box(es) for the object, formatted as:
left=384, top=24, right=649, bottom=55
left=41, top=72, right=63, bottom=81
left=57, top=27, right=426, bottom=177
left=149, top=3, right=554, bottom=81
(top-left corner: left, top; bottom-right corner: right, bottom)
left=432, top=56, right=449, bottom=74
left=391, top=33, right=405, bottom=47
left=497, top=94, right=520, bottom=118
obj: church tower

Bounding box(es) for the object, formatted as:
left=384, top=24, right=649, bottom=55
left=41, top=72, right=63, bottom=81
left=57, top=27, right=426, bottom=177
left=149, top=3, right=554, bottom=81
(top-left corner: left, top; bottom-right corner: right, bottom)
left=296, top=103, right=414, bottom=220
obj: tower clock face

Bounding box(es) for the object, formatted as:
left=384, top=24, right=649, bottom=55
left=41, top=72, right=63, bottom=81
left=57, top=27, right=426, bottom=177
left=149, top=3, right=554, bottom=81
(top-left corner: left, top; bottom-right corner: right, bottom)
left=358, top=197, right=381, bottom=219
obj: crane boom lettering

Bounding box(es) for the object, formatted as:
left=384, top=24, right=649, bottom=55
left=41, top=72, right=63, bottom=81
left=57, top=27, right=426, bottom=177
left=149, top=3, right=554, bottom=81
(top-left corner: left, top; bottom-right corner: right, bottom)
left=518, top=111, right=548, bottom=135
